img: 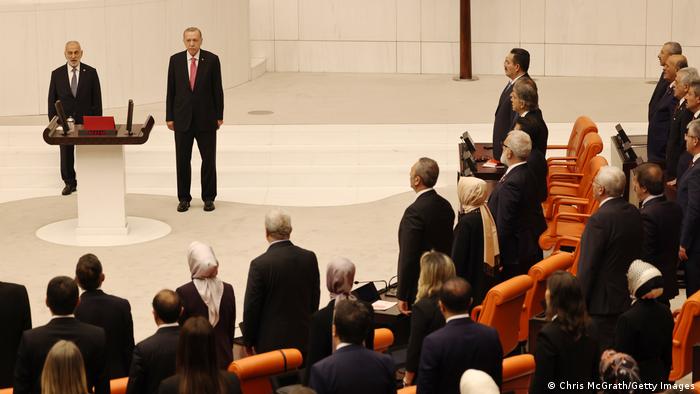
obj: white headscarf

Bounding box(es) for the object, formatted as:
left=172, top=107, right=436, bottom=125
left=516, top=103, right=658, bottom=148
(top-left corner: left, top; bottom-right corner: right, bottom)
left=326, top=257, right=356, bottom=300
left=187, top=241, right=224, bottom=326
left=457, top=177, right=500, bottom=271
left=460, top=369, right=499, bottom=394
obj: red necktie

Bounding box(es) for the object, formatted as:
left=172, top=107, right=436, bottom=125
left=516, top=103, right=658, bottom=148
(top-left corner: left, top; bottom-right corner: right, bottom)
left=189, top=57, right=197, bottom=91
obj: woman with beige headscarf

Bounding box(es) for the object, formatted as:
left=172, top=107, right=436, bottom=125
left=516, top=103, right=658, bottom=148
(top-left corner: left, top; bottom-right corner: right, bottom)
left=176, top=241, right=236, bottom=369
left=451, top=176, right=500, bottom=305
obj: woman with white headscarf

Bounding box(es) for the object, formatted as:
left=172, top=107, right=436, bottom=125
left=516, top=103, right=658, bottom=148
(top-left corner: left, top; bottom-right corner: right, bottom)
left=176, top=241, right=236, bottom=369
left=451, top=176, right=500, bottom=305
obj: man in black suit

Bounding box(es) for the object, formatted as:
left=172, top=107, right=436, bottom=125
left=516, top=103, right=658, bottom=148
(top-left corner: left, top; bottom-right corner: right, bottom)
left=166, top=27, right=224, bottom=212
left=417, top=278, right=503, bottom=394
left=126, top=290, right=181, bottom=394
left=578, top=166, right=643, bottom=349
left=633, top=163, right=682, bottom=305
left=242, top=209, right=320, bottom=356
left=48, top=40, right=102, bottom=196
left=309, top=299, right=395, bottom=394
left=487, top=130, right=546, bottom=280
left=666, top=67, right=698, bottom=183
left=14, top=276, right=108, bottom=394
left=649, top=42, right=682, bottom=148
left=492, top=47, right=531, bottom=161
left=74, top=253, right=134, bottom=379
left=677, top=81, right=700, bottom=182
left=678, top=119, right=700, bottom=297
left=648, top=54, right=686, bottom=164
left=0, top=281, right=31, bottom=389
left=397, top=157, right=455, bottom=314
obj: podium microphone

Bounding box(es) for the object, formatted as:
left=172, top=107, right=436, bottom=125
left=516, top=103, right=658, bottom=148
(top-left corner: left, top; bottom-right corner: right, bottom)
left=354, top=279, right=388, bottom=292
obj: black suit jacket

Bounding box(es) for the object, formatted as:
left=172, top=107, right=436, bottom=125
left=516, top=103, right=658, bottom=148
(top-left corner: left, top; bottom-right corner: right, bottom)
left=13, top=317, right=109, bottom=394
left=649, top=72, right=670, bottom=122
left=166, top=50, right=224, bottom=132
left=242, top=240, right=320, bottom=354
left=126, top=326, right=179, bottom=394
left=647, top=82, right=677, bottom=163
left=578, top=198, right=643, bottom=315
left=48, top=63, right=102, bottom=124
left=157, top=371, right=241, bottom=394
left=405, top=296, right=445, bottom=373
left=521, top=109, right=549, bottom=154
left=531, top=320, right=599, bottom=394
left=397, top=189, right=454, bottom=303
left=309, top=344, right=396, bottom=394
left=615, top=299, right=673, bottom=387
left=640, top=196, right=682, bottom=300
left=666, top=103, right=693, bottom=179
left=0, top=282, right=31, bottom=389
left=679, top=158, right=700, bottom=253
left=75, top=290, right=134, bottom=378
left=492, top=74, right=530, bottom=160
left=417, top=318, right=502, bottom=394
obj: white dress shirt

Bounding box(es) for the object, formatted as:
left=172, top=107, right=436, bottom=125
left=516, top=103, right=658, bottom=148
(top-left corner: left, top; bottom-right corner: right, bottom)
left=187, top=50, right=200, bottom=80
left=66, top=63, right=80, bottom=85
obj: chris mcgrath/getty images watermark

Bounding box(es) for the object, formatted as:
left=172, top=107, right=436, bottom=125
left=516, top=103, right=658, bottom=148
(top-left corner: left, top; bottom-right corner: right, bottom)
left=547, top=381, right=695, bottom=391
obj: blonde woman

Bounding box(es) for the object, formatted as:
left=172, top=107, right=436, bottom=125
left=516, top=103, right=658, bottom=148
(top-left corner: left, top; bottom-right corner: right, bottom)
left=41, top=340, right=87, bottom=394
left=403, top=251, right=456, bottom=386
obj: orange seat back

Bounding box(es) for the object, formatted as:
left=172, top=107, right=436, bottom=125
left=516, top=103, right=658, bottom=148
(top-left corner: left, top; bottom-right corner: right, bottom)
left=669, top=290, right=700, bottom=381
left=571, top=133, right=604, bottom=173
left=397, top=386, right=417, bottom=394
left=228, top=349, right=303, bottom=394
left=0, top=389, right=12, bottom=394
left=502, top=354, right=536, bottom=394
left=373, top=328, right=394, bottom=353
left=567, top=116, right=598, bottom=159
left=472, top=275, right=533, bottom=354
left=110, top=377, right=128, bottom=394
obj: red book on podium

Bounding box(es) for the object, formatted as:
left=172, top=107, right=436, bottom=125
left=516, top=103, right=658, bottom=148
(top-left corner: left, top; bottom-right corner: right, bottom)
left=81, top=116, right=117, bottom=136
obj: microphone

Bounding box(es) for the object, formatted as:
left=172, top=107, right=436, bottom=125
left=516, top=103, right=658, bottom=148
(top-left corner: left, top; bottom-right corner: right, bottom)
left=354, top=280, right=388, bottom=293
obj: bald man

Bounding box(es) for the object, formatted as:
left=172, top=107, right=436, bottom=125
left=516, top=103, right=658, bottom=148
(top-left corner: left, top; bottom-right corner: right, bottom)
left=648, top=53, right=686, bottom=163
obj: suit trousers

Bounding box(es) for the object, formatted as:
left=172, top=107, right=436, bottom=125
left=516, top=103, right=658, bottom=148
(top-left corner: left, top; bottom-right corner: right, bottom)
left=60, top=144, right=76, bottom=186
left=685, top=249, right=700, bottom=298
left=591, top=314, right=619, bottom=351
left=174, top=128, right=217, bottom=202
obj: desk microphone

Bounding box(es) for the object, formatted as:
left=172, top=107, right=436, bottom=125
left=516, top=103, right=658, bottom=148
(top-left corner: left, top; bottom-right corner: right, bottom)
left=354, top=280, right=388, bottom=292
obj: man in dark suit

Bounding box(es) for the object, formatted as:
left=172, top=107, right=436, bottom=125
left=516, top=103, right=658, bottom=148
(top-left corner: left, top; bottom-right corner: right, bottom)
left=417, top=277, right=503, bottom=394
left=678, top=81, right=700, bottom=182
left=648, top=54, right=686, bottom=164
left=14, top=276, right=108, bottom=394
left=48, top=40, right=102, bottom=196
left=633, top=163, right=682, bottom=305
left=242, top=209, right=320, bottom=356
left=397, top=157, right=455, bottom=314
left=487, top=130, right=547, bottom=280
left=74, top=253, right=134, bottom=379
left=666, top=67, right=697, bottom=184
left=678, top=119, right=700, bottom=297
left=0, top=281, right=31, bottom=389
left=166, top=27, right=224, bottom=212
left=578, top=166, right=643, bottom=349
left=492, top=47, right=531, bottom=161
left=649, top=42, right=682, bottom=146
left=309, top=299, right=395, bottom=394
left=126, top=290, right=181, bottom=394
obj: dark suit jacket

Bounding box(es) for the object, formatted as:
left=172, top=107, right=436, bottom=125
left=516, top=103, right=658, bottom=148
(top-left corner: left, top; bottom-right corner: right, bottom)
left=158, top=371, right=241, bottom=394
left=48, top=62, right=102, bottom=124
left=406, top=296, right=445, bottom=373
left=679, top=157, right=700, bottom=253
left=126, top=325, right=179, bottom=394
left=166, top=50, right=224, bottom=132
left=242, top=240, right=320, bottom=354
left=0, top=282, right=31, bottom=388
left=487, top=163, right=547, bottom=270
left=13, top=317, right=108, bottom=394
left=397, top=189, right=455, bottom=303
left=417, top=317, right=502, bottom=394
left=492, top=74, right=530, bottom=160
left=647, top=82, right=677, bottom=163
left=451, top=211, right=495, bottom=306
left=649, top=72, right=670, bottom=122
left=578, top=198, right=643, bottom=315
left=521, top=109, right=549, bottom=154
left=531, top=320, right=599, bottom=394
left=640, top=196, right=683, bottom=300
left=666, top=103, right=693, bottom=179
left=177, top=282, right=236, bottom=369
left=309, top=344, right=396, bottom=394
left=75, top=290, right=134, bottom=378
left=615, top=299, right=673, bottom=387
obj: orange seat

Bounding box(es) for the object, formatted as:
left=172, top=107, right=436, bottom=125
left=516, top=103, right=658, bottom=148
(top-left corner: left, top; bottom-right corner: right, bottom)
left=543, top=156, right=608, bottom=220
left=398, top=386, right=416, bottom=394
left=539, top=190, right=599, bottom=251
left=694, top=381, right=700, bottom=394
left=0, top=389, right=11, bottom=394
left=502, top=354, right=536, bottom=394
left=471, top=275, right=533, bottom=355
left=110, top=377, right=128, bottom=394
left=228, top=349, right=303, bottom=394
left=373, top=328, right=394, bottom=353
left=546, top=115, right=598, bottom=161
left=547, top=132, right=603, bottom=184
left=519, top=253, right=574, bottom=342
left=669, top=290, right=700, bottom=381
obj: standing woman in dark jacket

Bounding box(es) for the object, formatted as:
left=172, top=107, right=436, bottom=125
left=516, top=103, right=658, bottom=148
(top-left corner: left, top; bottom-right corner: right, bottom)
left=403, top=251, right=456, bottom=387
left=531, top=271, right=599, bottom=393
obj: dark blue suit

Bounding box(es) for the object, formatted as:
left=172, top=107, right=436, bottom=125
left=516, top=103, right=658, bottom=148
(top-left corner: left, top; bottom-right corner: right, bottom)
left=640, top=196, right=682, bottom=302
left=678, top=156, right=700, bottom=297
left=492, top=74, right=530, bottom=160
left=417, top=317, right=502, bottom=394
left=647, top=81, right=677, bottom=163
left=309, top=344, right=396, bottom=394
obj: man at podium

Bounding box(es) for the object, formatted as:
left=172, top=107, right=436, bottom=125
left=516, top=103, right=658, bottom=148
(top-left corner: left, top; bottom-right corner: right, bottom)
left=48, top=40, right=103, bottom=196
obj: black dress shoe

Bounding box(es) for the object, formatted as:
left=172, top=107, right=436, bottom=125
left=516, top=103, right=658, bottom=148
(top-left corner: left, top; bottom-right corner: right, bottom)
left=203, top=201, right=215, bottom=212
left=177, top=201, right=190, bottom=212
left=61, top=184, right=77, bottom=196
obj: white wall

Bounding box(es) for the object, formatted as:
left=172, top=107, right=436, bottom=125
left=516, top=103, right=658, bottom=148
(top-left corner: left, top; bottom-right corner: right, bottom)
left=0, top=0, right=250, bottom=116
left=249, top=0, right=699, bottom=78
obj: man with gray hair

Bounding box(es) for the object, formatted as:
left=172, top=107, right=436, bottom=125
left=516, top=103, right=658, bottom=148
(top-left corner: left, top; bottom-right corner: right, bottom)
left=242, top=209, right=320, bottom=356
left=678, top=119, right=700, bottom=297
left=487, top=130, right=546, bottom=279
left=397, top=157, right=454, bottom=314
left=648, top=54, right=687, bottom=163
left=649, top=42, right=682, bottom=133
left=578, top=166, right=643, bottom=349
left=666, top=67, right=699, bottom=182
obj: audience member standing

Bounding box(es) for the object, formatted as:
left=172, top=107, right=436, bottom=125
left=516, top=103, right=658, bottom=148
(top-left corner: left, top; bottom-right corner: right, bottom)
left=599, top=350, right=642, bottom=394
left=492, top=48, right=531, bottom=161
left=74, top=254, right=134, bottom=378
left=666, top=67, right=698, bottom=183
left=40, top=340, right=88, bottom=394
left=678, top=119, right=700, bottom=297
left=514, top=115, right=549, bottom=203
left=127, top=290, right=182, bottom=394
left=578, top=166, right=643, bottom=349
left=243, top=210, right=320, bottom=356
left=177, top=241, right=236, bottom=369
left=0, top=281, right=31, bottom=388
left=511, top=78, right=548, bottom=154
left=648, top=42, right=682, bottom=162
left=531, top=271, right=599, bottom=394
left=648, top=54, right=686, bottom=163
left=14, top=276, right=108, bottom=394
left=677, top=80, right=700, bottom=181
left=397, top=157, right=454, bottom=314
